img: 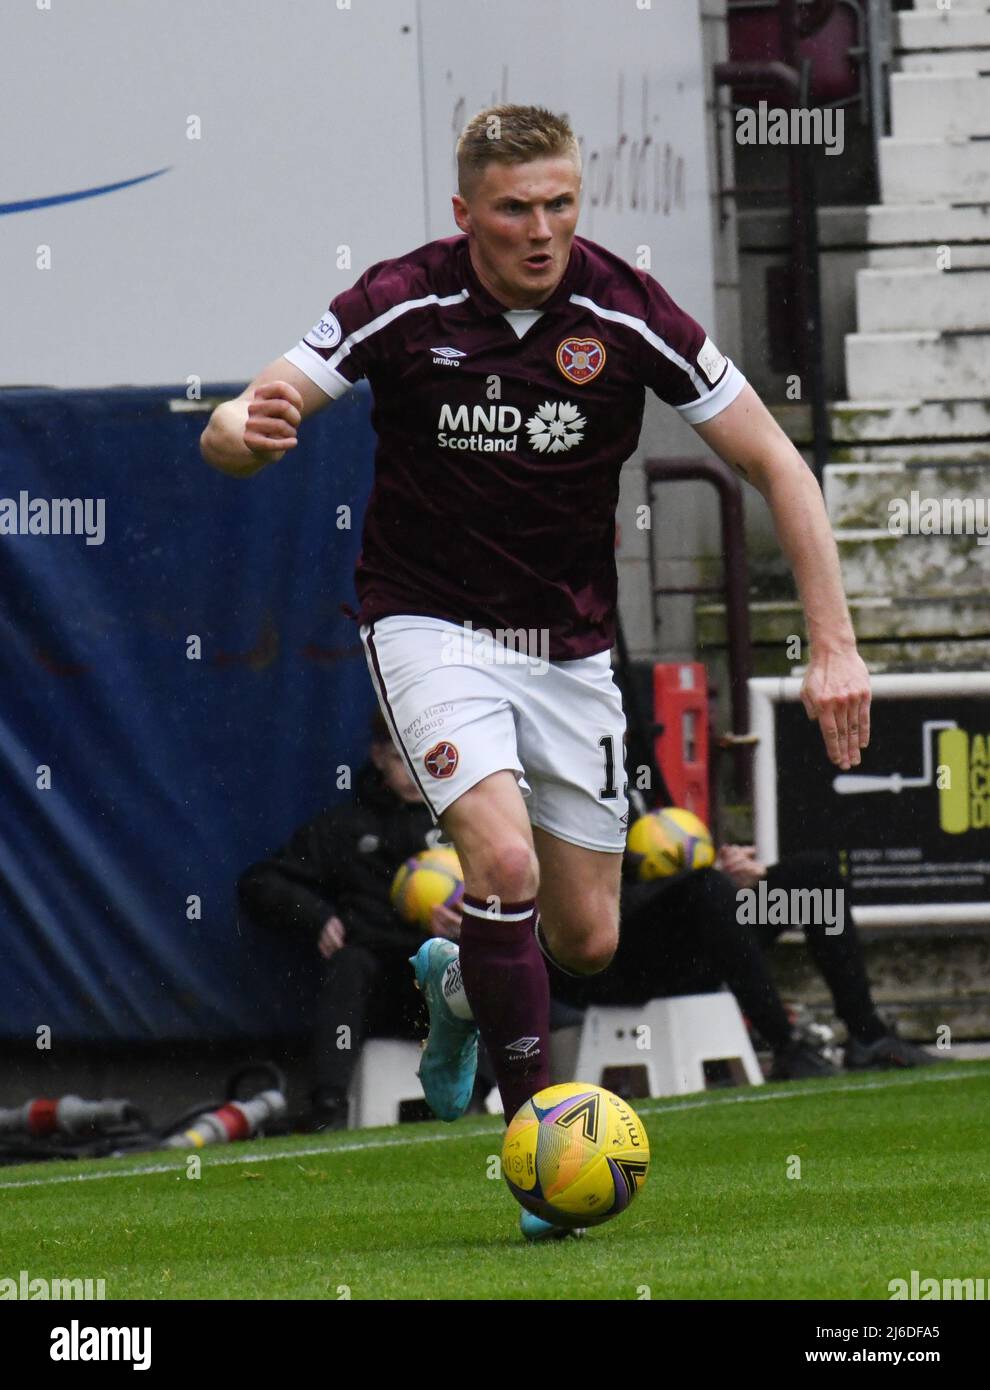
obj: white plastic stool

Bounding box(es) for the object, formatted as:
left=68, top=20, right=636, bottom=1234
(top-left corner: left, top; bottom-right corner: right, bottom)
left=347, top=1031, right=578, bottom=1126
left=572, top=993, right=763, bottom=1098
left=347, top=1038, right=424, bottom=1128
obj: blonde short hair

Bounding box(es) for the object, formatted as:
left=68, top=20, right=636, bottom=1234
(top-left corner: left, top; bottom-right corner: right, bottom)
left=456, top=104, right=581, bottom=197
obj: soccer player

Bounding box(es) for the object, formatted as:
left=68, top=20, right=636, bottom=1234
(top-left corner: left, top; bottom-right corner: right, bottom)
left=201, top=104, right=871, bottom=1238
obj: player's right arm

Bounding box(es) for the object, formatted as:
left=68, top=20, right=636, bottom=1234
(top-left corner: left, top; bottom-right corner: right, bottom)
left=200, top=357, right=332, bottom=478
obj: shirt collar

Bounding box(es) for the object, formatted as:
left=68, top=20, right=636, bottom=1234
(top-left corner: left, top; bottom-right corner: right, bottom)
left=457, top=235, right=580, bottom=319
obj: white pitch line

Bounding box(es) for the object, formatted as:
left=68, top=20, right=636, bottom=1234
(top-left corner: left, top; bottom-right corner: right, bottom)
left=0, top=1126, right=495, bottom=1192
left=634, top=1061, right=990, bottom=1117
left=2, top=1064, right=987, bottom=1193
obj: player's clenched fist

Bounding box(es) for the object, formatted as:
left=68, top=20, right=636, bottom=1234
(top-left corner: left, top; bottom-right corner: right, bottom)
left=244, top=381, right=303, bottom=457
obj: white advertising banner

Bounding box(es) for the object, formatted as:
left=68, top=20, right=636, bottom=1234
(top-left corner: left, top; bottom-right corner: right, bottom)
left=1, top=0, right=713, bottom=389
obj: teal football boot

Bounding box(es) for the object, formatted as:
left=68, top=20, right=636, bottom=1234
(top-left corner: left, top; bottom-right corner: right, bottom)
left=519, top=1210, right=586, bottom=1242
left=409, top=938, right=479, bottom=1121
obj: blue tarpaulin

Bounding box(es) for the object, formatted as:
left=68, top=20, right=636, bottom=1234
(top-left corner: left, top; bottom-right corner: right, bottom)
left=0, top=384, right=378, bottom=1040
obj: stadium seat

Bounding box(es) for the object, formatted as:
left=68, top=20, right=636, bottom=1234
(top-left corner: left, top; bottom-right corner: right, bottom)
left=347, top=1039, right=425, bottom=1128
left=573, top=994, right=764, bottom=1098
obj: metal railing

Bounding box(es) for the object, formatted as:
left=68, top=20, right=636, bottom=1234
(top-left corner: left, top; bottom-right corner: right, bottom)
left=644, top=455, right=755, bottom=803
left=714, top=8, right=830, bottom=480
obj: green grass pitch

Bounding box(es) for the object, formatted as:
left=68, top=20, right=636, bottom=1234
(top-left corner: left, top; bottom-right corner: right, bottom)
left=3, top=1063, right=987, bottom=1300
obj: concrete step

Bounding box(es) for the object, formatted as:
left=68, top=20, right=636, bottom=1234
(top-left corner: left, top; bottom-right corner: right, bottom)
left=891, top=72, right=990, bottom=139
left=897, top=9, right=990, bottom=50
left=829, top=397, right=990, bottom=442
left=867, top=245, right=990, bottom=269
left=863, top=202, right=990, bottom=269
left=770, top=928, right=990, bottom=1044
left=825, top=459, right=990, bottom=528
left=845, top=330, right=990, bottom=400
left=866, top=202, right=990, bottom=244
left=856, top=266, right=990, bottom=331
left=835, top=530, right=989, bottom=598
left=696, top=595, right=990, bottom=647
left=911, top=0, right=990, bottom=8
left=845, top=638, right=990, bottom=672
left=828, top=441, right=990, bottom=464
left=772, top=398, right=990, bottom=445
left=899, top=49, right=990, bottom=74
left=880, top=137, right=990, bottom=204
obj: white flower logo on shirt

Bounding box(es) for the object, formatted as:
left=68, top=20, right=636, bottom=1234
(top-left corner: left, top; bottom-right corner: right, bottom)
left=524, top=400, right=586, bottom=453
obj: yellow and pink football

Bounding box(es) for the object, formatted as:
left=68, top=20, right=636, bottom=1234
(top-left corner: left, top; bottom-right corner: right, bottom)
left=625, top=806, right=715, bottom=880
left=389, top=846, right=464, bottom=928
left=502, top=1082, right=650, bottom=1229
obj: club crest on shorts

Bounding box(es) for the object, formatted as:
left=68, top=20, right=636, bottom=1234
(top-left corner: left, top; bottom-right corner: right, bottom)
left=556, top=336, right=605, bottom=385
left=424, top=741, right=459, bottom=779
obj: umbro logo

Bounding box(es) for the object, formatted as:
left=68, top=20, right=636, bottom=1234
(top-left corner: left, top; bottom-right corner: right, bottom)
left=505, top=1035, right=541, bottom=1058
left=431, top=346, right=466, bottom=367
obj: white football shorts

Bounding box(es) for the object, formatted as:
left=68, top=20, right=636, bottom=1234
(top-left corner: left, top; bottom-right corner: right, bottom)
left=359, top=615, right=629, bottom=853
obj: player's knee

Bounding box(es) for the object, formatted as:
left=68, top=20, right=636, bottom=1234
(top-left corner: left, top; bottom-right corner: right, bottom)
left=465, top=838, right=539, bottom=902
left=552, top=918, right=617, bottom=974
left=564, top=936, right=616, bottom=975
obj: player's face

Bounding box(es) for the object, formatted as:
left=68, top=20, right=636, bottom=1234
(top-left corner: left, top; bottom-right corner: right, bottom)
left=371, top=740, right=423, bottom=803
left=452, top=155, right=581, bottom=309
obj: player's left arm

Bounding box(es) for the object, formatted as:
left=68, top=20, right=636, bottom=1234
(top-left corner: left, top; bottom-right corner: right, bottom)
left=691, top=382, right=870, bottom=770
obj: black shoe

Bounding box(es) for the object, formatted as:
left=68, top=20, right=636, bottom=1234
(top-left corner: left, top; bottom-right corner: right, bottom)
left=294, top=1101, right=348, bottom=1133
left=770, top=1036, right=840, bottom=1081
left=295, top=1086, right=350, bottom=1133
left=844, top=1031, right=938, bottom=1071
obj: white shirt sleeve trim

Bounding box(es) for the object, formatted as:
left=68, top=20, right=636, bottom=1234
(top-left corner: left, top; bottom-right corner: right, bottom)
left=674, top=361, right=747, bottom=424
left=569, top=292, right=707, bottom=394
left=568, top=292, right=747, bottom=419
left=285, top=288, right=469, bottom=391
left=328, top=289, right=471, bottom=376
left=283, top=343, right=355, bottom=400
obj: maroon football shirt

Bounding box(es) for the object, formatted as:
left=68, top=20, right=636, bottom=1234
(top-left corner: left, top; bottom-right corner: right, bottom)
left=284, top=234, right=745, bottom=661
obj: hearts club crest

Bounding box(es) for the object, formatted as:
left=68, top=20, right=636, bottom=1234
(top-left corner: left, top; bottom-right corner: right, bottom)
left=556, top=337, right=606, bottom=385
left=424, top=741, right=459, bottom=779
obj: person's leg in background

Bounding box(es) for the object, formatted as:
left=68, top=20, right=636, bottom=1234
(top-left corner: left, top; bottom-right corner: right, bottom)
left=759, top=850, right=936, bottom=1069
left=309, top=943, right=384, bottom=1127
left=562, top=868, right=838, bottom=1080
left=551, top=873, right=723, bottom=1008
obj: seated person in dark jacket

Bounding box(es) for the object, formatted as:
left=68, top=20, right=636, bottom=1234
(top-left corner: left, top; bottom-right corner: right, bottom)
left=548, top=835, right=935, bottom=1079
left=238, top=710, right=458, bottom=1128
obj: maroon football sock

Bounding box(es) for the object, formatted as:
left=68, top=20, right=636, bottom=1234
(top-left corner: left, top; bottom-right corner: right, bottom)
left=458, top=893, right=550, bottom=1123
